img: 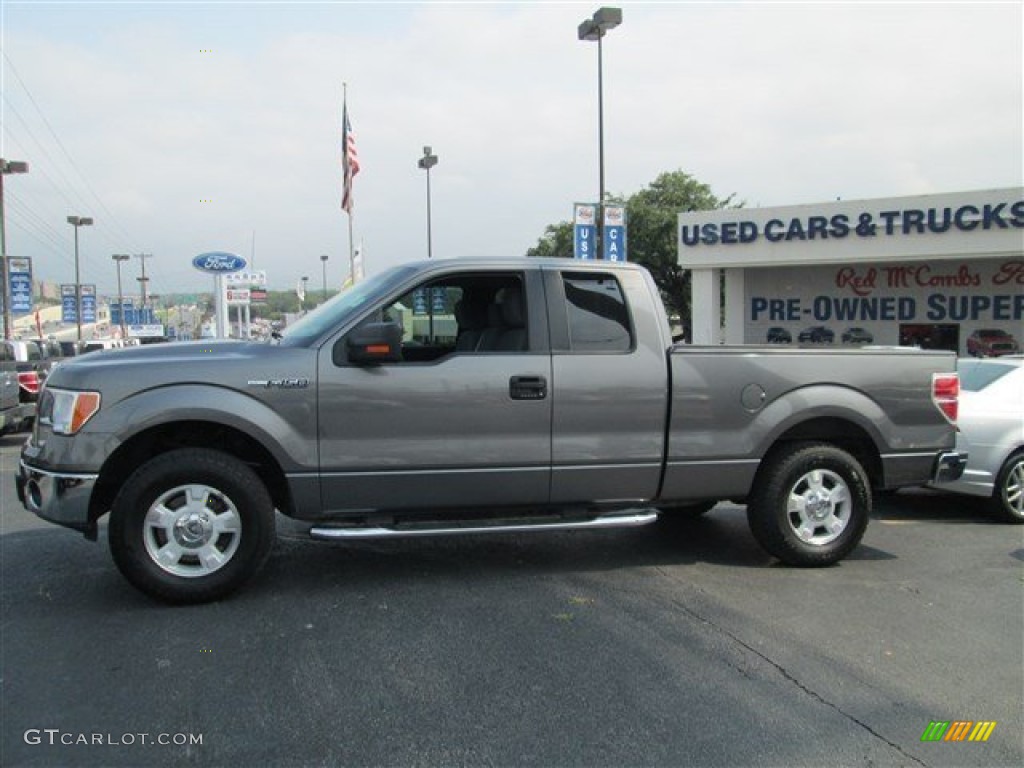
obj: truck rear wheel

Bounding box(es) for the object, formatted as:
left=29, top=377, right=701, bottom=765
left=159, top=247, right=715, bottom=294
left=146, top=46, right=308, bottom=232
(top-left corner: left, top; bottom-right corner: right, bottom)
left=109, top=449, right=275, bottom=603
left=747, top=443, right=870, bottom=566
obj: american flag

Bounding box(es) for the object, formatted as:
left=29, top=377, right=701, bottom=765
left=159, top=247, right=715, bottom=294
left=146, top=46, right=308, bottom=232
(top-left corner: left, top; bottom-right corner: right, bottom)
left=341, top=100, right=360, bottom=214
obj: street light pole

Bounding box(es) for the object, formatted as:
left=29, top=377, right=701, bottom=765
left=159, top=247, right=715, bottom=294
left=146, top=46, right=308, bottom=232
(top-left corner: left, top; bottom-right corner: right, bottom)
left=67, top=215, right=94, bottom=342
left=417, top=146, right=438, bottom=259
left=112, top=254, right=130, bottom=339
left=1, top=159, right=29, bottom=340
left=320, top=254, right=329, bottom=303
left=578, top=7, right=622, bottom=260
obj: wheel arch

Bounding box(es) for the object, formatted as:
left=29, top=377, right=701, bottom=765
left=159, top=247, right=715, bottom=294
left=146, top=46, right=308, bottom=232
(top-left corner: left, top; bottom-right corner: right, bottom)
left=89, top=420, right=295, bottom=525
left=756, top=415, right=883, bottom=492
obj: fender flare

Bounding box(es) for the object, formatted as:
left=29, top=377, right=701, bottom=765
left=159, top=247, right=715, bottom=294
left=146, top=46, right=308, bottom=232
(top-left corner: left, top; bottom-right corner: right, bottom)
left=752, top=384, right=889, bottom=459
left=90, top=383, right=317, bottom=471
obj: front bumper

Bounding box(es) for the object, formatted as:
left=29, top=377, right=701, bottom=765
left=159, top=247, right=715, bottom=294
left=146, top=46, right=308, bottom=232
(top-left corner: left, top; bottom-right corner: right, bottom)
left=17, top=460, right=99, bottom=539
left=931, top=450, right=968, bottom=484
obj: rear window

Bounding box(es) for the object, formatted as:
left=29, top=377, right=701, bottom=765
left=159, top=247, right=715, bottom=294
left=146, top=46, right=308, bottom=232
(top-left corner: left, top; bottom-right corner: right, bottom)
left=958, top=360, right=1017, bottom=392
left=561, top=274, right=632, bottom=353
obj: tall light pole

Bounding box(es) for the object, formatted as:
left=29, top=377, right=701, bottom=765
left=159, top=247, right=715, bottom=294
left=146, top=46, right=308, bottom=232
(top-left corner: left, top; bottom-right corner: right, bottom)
left=67, top=215, right=94, bottom=341
left=578, top=6, right=622, bottom=260
left=320, top=254, right=329, bottom=303
left=301, top=276, right=309, bottom=312
left=1, top=159, right=29, bottom=340
left=112, top=254, right=130, bottom=339
left=417, top=146, right=438, bottom=259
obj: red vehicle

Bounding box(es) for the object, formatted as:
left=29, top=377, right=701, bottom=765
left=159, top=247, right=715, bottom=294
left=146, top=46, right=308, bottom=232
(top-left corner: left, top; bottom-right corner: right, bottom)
left=1, top=340, right=44, bottom=403
left=967, top=329, right=1020, bottom=357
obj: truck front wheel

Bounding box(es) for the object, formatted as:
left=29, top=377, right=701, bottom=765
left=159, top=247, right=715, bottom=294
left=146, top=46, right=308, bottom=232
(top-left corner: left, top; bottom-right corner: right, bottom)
left=109, top=449, right=275, bottom=603
left=747, top=443, right=870, bottom=566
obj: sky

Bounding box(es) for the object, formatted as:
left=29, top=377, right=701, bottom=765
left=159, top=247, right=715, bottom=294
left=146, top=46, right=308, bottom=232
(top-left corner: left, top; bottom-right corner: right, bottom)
left=1, top=0, right=1021, bottom=297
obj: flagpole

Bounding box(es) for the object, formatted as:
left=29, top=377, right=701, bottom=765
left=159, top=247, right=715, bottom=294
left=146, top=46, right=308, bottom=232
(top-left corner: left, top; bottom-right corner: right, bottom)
left=342, top=82, right=357, bottom=287
left=348, top=210, right=355, bottom=284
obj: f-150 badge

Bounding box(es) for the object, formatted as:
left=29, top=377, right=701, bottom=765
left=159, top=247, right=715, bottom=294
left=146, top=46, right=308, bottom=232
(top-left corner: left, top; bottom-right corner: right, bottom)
left=247, top=378, right=309, bottom=389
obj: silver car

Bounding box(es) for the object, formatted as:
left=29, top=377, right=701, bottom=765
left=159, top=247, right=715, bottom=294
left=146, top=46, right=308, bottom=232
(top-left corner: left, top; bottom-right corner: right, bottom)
left=939, top=357, right=1024, bottom=522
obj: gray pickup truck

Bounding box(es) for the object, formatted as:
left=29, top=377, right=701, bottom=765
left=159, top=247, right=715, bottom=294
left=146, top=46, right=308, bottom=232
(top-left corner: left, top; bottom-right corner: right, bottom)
left=18, top=258, right=965, bottom=603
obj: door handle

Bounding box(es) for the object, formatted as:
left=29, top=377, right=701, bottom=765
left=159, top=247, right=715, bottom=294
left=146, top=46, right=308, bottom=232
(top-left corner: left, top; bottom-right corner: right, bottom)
left=509, top=375, right=547, bottom=400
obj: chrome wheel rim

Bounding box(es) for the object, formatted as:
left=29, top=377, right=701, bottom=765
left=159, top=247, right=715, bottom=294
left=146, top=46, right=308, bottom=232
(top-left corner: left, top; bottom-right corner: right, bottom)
left=143, top=484, right=242, bottom=578
left=1002, top=458, right=1024, bottom=519
left=786, top=469, right=851, bottom=546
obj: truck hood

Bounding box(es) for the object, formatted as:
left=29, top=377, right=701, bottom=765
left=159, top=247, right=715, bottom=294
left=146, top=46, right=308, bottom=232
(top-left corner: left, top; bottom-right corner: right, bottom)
left=45, top=340, right=318, bottom=406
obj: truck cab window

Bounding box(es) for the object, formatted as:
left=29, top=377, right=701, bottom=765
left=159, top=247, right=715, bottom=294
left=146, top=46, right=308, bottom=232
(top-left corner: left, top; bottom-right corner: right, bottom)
left=357, top=273, right=527, bottom=363
left=561, top=274, right=632, bottom=352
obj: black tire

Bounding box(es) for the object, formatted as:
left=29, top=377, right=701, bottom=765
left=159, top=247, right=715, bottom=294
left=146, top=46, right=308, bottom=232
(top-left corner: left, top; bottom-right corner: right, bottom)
left=109, top=448, right=275, bottom=603
left=747, top=443, right=870, bottom=566
left=989, top=451, right=1024, bottom=524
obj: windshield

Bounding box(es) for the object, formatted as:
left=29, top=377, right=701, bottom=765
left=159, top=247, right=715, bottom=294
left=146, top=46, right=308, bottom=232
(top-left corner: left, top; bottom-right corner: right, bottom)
left=280, top=265, right=418, bottom=346
left=958, top=359, right=1018, bottom=392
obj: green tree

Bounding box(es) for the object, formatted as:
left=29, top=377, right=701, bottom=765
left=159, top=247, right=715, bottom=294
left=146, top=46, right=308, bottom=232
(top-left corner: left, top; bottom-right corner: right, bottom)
left=624, top=171, right=736, bottom=326
left=525, top=170, right=737, bottom=332
left=526, top=221, right=574, bottom=258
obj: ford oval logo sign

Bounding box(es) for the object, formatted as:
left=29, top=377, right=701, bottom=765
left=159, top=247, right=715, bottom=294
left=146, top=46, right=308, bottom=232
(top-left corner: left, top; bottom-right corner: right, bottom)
left=193, top=252, right=247, bottom=274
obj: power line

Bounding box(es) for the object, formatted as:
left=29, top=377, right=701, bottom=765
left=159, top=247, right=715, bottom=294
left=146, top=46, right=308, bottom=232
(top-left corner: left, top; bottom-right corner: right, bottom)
left=2, top=55, right=203, bottom=302
left=5, top=197, right=72, bottom=261
left=2, top=52, right=143, bottom=252
left=0, top=103, right=92, bottom=214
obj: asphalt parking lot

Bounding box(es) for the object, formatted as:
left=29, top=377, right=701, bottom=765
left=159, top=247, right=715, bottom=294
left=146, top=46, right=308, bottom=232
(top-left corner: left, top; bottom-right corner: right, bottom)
left=1, top=432, right=1021, bottom=768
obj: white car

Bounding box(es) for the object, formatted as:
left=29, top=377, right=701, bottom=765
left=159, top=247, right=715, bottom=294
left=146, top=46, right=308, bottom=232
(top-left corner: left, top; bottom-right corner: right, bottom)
left=939, top=357, right=1024, bottom=523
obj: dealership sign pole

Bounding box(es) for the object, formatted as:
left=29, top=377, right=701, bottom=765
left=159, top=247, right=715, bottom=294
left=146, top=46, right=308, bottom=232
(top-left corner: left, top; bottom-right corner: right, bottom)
left=225, top=270, right=265, bottom=340
left=192, top=252, right=247, bottom=339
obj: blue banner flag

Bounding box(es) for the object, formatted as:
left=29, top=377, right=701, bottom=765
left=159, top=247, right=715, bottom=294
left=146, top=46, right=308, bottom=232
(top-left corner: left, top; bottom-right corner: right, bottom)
left=604, top=205, right=627, bottom=262
left=574, top=203, right=598, bottom=260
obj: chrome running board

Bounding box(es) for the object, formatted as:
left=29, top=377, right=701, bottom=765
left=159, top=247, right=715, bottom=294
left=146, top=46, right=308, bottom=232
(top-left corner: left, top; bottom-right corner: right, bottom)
left=309, top=512, right=658, bottom=541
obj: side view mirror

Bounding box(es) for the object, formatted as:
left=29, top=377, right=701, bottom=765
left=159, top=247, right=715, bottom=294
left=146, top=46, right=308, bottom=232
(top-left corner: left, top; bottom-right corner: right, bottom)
left=344, top=321, right=403, bottom=365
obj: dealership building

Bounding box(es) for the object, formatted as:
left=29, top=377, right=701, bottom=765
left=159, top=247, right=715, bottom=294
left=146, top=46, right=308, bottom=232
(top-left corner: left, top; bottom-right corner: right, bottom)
left=680, top=187, right=1024, bottom=355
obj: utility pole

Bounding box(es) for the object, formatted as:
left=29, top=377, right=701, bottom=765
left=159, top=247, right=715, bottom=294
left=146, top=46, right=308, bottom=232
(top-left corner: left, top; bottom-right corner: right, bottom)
left=112, top=254, right=130, bottom=339
left=135, top=253, right=152, bottom=319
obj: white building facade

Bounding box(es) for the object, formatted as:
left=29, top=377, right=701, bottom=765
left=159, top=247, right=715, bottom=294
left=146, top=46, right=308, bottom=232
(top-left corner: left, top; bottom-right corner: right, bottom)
left=680, top=188, right=1024, bottom=355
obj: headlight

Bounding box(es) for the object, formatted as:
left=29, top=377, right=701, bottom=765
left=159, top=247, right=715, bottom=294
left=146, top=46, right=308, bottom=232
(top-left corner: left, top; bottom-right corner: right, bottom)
left=41, top=387, right=102, bottom=435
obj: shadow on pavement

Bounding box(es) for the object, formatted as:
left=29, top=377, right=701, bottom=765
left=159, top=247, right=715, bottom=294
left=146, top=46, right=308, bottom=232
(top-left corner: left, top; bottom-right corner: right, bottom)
left=874, top=488, right=1001, bottom=525
left=1, top=506, right=778, bottom=610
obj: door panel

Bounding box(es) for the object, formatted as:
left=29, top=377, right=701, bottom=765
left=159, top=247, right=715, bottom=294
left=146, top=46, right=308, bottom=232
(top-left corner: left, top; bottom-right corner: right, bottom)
left=316, top=269, right=552, bottom=515
left=547, top=268, right=669, bottom=504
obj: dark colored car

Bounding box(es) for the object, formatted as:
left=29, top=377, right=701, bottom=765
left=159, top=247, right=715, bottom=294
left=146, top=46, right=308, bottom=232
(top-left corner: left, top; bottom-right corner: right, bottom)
left=842, top=327, right=874, bottom=344
left=58, top=340, right=82, bottom=357
left=766, top=327, right=792, bottom=344
left=31, top=338, right=67, bottom=365
left=798, top=326, right=835, bottom=344
left=966, top=329, right=1019, bottom=357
